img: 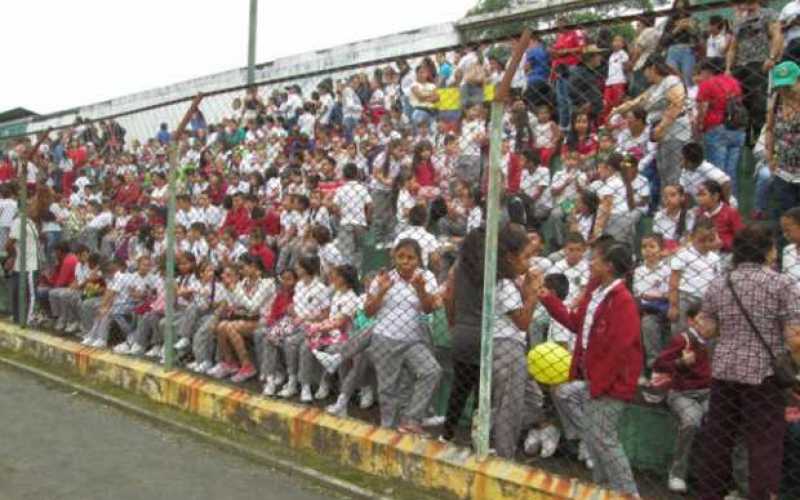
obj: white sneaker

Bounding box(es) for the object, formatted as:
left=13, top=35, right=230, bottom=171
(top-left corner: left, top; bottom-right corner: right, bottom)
left=145, top=345, right=161, bottom=358
left=195, top=360, right=212, bottom=373
left=81, top=336, right=95, bottom=346
left=314, top=379, right=330, bottom=400
left=578, top=441, right=590, bottom=461
left=65, top=322, right=79, bottom=334
left=207, top=363, right=238, bottom=379
left=128, top=343, right=146, bottom=356
left=90, top=338, right=107, bottom=349
left=174, top=337, right=190, bottom=351
left=55, top=317, right=66, bottom=331
left=422, top=415, right=445, bottom=427
left=300, top=384, right=313, bottom=403
left=523, top=428, right=542, bottom=456
left=262, top=376, right=279, bottom=396
left=278, top=377, right=298, bottom=398
left=585, top=457, right=594, bottom=470
left=358, top=386, right=375, bottom=409
left=113, top=342, right=132, bottom=354
left=314, top=351, right=343, bottom=374
left=668, top=476, right=687, bottom=493
left=327, top=394, right=348, bottom=417
left=186, top=361, right=199, bottom=371
left=539, top=425, right=561, bottom=458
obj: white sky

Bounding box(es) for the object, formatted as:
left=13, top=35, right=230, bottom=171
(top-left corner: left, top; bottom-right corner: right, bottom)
left=1, top=0, right=476, bottom=115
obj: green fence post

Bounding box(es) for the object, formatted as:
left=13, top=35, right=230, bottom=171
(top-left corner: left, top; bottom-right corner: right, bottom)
left=163, top=144, right=178, bottom=369
left=475, top=101, right=505, bottom=459
left=17, top=156, right=28, bottom=328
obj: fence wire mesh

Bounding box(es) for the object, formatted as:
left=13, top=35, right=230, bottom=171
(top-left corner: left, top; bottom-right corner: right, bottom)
left=3, top=1, right=800, bottom=498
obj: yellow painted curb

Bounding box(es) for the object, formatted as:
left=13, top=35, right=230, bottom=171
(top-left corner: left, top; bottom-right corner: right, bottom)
left=0, top=322, right=630, bottom=500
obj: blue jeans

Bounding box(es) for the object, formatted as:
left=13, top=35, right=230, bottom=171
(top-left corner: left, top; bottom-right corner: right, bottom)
left=555, top=71, right=572, bottom=129
left=754, top=161, right=773, bottom=212
left=666, top=44, right=695, bottom=87
left=343, top=116, right=359, bottom=144
left=44, top=230, right=62, bottom=266
left=642, top=157, right=661, bottom=215
left=460, top=83, right=484, bottom=109
left=411, top=108, right=436, bottom=133
left=704, top=125, right=746, bottom=193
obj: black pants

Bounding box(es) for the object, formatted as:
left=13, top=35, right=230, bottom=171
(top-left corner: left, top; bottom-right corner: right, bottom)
left=733, top=62, right=768, bottom=143
left=523, top=80, right=554, bottom=110
left=442, top=360, right=480, bottom=441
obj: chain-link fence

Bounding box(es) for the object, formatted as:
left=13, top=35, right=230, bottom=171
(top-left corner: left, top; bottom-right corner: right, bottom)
left=3, top=1, right=800, bottom=498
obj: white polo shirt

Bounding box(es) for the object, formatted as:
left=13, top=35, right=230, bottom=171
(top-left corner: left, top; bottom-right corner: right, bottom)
left=670, top=246, right=721, bottom=299
left=493, top=278, right=525, bottom=345
left=334, top=181, right=372, bottom=227
left=370, top=269, right=437, bottom=342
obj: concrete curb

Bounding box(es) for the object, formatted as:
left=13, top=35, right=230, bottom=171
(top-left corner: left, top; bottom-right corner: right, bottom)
left=0, top=322, right=627, bottom=500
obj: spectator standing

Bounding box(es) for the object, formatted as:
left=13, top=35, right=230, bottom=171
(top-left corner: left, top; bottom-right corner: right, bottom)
left=156, top=123, right=171, bottom=145
left=694, top=60, right=746, bottom=192
left=540, top=241, right=643, bottom=497
left=568, top=45, right=607, bottom=126
left=628, top=15, right=662, bottom=97
left=726, top=0, right=783, bottom=143
left=612, top=56, right=690, bottom=188
left=662, top=0, right=699, bottom=86
left=550, top=17, right=586, bottom=130
left=767, top=61, right=800, bottom=221
left=523, top=34, right=552, bottom=110
left=696, top=224, right=800, bottom=500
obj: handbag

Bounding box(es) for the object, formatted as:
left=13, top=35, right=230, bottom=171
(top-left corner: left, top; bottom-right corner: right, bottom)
left=726, top=276, right=799, bottom=389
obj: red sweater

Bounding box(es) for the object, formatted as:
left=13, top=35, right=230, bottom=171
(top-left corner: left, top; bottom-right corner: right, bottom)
left=221, top=206, right=252, bottom=237
left=115, top=183, right=142, bottom=208
left=652, top=330, right=711, bottom=392
left=46, top=254, right=79, bottom=288
left=249, top=243, right=275, bottom=273
left=263, top=289, right=293, bottom=326
left=414, top=160, right=436, bottom=187
left=505, top=153, right=522, bottom=194
left=698, top=203, right=743, bottom=253
left=540, top=279, right=643, bottom=401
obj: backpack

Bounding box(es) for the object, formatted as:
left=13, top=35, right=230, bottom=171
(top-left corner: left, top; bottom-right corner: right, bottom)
left=724, top=92, right=748, bottom=131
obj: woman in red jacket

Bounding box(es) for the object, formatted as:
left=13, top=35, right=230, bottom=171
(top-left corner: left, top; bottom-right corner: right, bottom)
left=539, top=239, right=642, bottom=497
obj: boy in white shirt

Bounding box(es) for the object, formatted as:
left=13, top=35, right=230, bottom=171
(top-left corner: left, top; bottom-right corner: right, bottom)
left=549, top=232, right=590, bottom=307
left=668, top=219, right=721, bottom=335
left=187, top=222, right=210, bottom=262
left=457, top=104, right=486, bottom=183
left=547, top=150, right=588, bottom=249
left=679, top=142, right=734, bottom=206
left=394, top=205, right=441, bottom=270
left=518, top=149, right=552, bottom=226
left=634, top=234, right=672, bottom=369
left=0, top=185, right=17, bottom=250
left=81, top=200, right=114, bottom=253
left=330, top=163, right=372, bottom=267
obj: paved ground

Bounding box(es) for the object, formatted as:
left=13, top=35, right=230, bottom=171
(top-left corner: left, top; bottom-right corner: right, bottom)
left=0, top=365, right=338, bottom=500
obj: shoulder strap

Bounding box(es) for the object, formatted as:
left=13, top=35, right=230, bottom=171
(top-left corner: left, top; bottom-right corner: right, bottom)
left=725, top=274, right=778, bottom=362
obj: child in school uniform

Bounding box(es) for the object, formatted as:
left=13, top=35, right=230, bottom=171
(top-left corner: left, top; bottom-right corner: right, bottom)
left=209, top=255, right=275, bottom=382
left=279, top=255, right=332, bottom=402
left=781, top=207, right=800, bottom=291
left=634, top=234, right=671, bottom=370
left=363, top=239, right=442, bottom=434
left=550, top=232, right=590, bottom=308
left=260, top=269, right=298, bottom=395
left=652, top=185, right=694, bottom=254
left=650, top=302, right=711, bottom=494
left=668, top=218, right=721, bottom=335
left=303, top=264, right=362, bottom=401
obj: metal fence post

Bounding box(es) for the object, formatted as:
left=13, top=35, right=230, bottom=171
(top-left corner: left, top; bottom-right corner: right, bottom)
left=17, top=156, right=27, bottom=328
left=475, top=101, right=504, bottom=458
left=163, top=144, right=178, bottom=368
left=163, top=96, right=204, bottom=369
left=474, top=29, right=530, bottom=459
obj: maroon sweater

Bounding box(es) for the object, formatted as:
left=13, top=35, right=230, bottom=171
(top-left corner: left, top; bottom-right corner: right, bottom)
left=652, top=329, right=711, bottom=392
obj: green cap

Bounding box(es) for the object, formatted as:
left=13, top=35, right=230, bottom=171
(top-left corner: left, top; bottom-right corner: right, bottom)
left=772, top=61, right=800, bottom=88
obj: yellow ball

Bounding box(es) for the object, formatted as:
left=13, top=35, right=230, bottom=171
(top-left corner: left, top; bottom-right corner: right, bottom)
left=527, top=342, right=572, bottom=385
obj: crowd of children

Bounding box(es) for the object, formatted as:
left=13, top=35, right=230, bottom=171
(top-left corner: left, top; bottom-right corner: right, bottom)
left=5, top=3, right=800, bottom=497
